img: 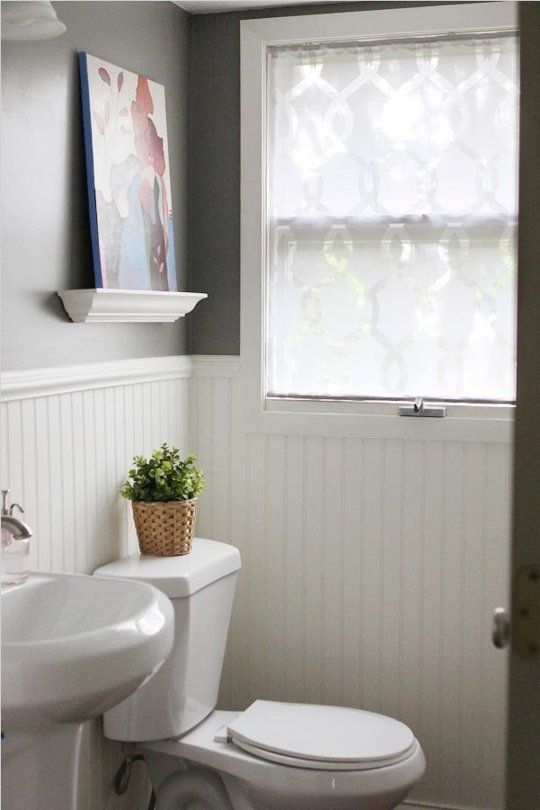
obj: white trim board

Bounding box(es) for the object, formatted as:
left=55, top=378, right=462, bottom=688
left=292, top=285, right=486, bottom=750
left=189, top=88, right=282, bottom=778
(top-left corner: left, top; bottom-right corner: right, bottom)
left=191, top=355, right=242, bottom=378
left=1, top=355, right=194, bottom=401
left=0, top=355, right=242, bottom=402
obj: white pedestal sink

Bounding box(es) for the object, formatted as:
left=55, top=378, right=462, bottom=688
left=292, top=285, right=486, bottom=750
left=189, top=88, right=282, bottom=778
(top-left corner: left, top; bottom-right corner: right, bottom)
left=1, top=571, right=174, bottom=810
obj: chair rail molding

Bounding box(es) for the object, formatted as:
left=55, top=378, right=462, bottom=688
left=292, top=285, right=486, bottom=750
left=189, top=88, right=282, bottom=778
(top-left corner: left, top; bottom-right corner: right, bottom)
left=1, top=355, right=194, bottom=401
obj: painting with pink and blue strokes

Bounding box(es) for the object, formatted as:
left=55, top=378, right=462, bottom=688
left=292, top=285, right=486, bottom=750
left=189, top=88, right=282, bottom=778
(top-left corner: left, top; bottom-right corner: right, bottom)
left=79, top=53, right=177, bottom=291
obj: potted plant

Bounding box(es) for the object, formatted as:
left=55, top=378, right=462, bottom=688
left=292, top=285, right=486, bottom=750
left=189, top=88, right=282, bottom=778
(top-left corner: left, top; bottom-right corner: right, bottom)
left=121, top=444, right=204, bottom=556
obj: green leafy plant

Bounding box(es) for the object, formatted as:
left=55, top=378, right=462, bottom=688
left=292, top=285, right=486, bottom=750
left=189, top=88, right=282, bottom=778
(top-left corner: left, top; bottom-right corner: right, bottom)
left=120, top=444, right=204, bottom=503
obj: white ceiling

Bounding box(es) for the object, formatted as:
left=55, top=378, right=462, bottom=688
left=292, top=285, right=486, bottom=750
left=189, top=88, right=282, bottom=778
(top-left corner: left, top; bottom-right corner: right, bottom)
left=174, top=0, right=338, bottom=14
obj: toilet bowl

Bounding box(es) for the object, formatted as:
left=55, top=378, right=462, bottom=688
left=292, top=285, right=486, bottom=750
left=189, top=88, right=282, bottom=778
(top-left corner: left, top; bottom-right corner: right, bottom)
left=94, top=539, right=425, bottom=809
left=144, top=708, right=425, bottom=810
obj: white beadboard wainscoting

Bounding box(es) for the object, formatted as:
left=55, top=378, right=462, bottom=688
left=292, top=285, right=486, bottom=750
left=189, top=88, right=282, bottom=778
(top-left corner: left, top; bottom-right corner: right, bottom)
left=1, top=354, right=511, bottom=810
left=1, top=356, right=192, bottom=810
left=190, top=357, right=512, bottom=810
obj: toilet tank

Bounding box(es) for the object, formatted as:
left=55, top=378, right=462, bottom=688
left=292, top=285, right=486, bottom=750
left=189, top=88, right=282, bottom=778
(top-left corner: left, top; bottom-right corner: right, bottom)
left=94, top=538, right=241, bottom=742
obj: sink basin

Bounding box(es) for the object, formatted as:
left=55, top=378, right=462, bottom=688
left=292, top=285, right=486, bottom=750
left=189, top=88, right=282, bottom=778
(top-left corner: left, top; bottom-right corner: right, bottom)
left=1, top=571, right=174, bottom=810
left=1, top=571, right=174, bottom=727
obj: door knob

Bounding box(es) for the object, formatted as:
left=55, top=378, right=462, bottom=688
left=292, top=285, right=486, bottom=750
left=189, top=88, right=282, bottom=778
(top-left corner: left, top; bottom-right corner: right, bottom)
left=491, top=567, right=539, bottom=657
left=492, top=607, right=511, bottom=649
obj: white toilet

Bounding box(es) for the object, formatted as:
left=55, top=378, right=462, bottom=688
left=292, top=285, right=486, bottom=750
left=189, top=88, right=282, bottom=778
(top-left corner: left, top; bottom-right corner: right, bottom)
left=95, top=538, right=425, bottom=810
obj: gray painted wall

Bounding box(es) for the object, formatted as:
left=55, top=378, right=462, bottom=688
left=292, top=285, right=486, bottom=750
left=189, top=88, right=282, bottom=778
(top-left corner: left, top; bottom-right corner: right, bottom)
left=188, top=1, right=434, bottom=355
left=1, top=1, right=190, bottom=370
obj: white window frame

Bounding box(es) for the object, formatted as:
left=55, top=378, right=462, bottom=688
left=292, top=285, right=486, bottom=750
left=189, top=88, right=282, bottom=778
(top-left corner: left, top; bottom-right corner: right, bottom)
left=240, top=2, right=518, bottom=443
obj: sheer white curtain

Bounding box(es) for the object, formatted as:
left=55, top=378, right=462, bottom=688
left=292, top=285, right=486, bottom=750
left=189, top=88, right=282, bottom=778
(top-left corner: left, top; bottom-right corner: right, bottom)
left=266, top=35, right=518, bottom=401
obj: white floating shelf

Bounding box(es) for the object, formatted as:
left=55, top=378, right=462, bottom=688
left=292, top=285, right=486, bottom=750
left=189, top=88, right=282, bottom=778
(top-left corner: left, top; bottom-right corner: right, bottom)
left=58, top=288, right=207, bottom=323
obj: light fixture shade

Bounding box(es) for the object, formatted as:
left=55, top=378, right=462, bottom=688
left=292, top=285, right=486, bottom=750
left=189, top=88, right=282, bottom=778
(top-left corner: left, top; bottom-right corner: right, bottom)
left=1, top=1, right=66, bottom=41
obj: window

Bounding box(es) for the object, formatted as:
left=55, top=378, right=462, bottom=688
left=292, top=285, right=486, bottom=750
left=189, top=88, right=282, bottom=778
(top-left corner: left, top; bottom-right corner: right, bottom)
left=264, top=25, right=519, bottom=403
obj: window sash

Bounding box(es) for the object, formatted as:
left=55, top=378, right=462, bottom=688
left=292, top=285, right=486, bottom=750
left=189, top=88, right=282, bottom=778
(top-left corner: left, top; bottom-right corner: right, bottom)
left=265, top=30, right=518, bottom=404
left=240, top=3, right=518, bottom=443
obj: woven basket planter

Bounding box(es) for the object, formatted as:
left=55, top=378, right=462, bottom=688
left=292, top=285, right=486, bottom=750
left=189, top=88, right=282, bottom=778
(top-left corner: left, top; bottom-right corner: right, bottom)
left=132, top=497, right=198, bottom=556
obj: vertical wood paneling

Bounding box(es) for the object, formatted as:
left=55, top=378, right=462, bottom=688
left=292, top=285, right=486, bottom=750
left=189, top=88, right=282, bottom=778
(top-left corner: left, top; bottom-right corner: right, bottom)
left=60, top=395, right=76, bottom=573
left=112, top=387, right=126, bottom=559
left=71, top=392, right=86, bottom=572
left=341, top=439, right=364, bottom=709
left=150, top=382, right=161, bottom=449
left=0, top=361, right=511, bottom=810
left=361, top=438, right=384, bottom=713
left=1, top=397, right=10, bottom=486
left=283, top=435, right=305, bottom=702
left=247, top=433, right=269, bottom=698
left=417, top=441, right=444, bottom=801
left=142, top=383, right=152, bottom=451
left=177, top=378, right=190, bottom=453
left=47, top=396, right=64, bottom=571
left=0, top=376, right=191, bottom=578
left=267, top=435, right=286, bottom=699
left=21, top=398, right=38, bottom=570
left=194, top=377, right=213, bottom=539
left=321, top=438, right=344, bottom=707
left=439, top=441, right=466, bottom=806
left=481, top=443, right=510, bottom=809
left=401, top=440, right=424, bottom=734
left=381, top=439, right=403, bottom=720
left=82, top=389, right=98, bottom=573
left=193, top=372, right=511, bottom=810
left=7, top=402, right=25, bottom=545
left=221, top=378, right=249, bottom=709
left=93, top=388, right=108, bottom=569
left=122, top=384, right=136, bottom=557
left=35, top=396, right=52, bottom=570
left=211, top=377, right=231, bottom=542
left=460, top=444, right=488, bottom=807
left=133, top=383, right=144, bottom=461
left=103, top=387, right=119, bottom=563
left=0, top=371, right=192, bottom=810
left=304, top=436, right=324, bottom=702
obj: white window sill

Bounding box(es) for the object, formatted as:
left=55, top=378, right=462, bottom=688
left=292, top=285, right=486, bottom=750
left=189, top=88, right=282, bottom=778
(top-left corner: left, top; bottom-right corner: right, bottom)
left=241, top=396, right=514, bottom=443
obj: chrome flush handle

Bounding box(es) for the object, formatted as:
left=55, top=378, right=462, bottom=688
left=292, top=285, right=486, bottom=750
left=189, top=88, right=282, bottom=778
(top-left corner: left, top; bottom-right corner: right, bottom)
left=1, top=489, right=10, bottom=515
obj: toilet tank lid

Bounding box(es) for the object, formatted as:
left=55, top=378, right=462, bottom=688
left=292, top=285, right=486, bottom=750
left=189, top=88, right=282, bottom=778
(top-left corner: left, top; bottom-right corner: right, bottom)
left=93, top=538, right=241, bottom=598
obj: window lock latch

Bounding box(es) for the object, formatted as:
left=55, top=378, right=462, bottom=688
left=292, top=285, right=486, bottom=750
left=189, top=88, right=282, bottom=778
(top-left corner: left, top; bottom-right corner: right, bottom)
left=398, top=397, right=446, bottom=418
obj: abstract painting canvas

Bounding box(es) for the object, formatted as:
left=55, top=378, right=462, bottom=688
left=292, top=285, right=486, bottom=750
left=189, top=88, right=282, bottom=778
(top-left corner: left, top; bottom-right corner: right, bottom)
left=79, top=53, right=176, bottom=290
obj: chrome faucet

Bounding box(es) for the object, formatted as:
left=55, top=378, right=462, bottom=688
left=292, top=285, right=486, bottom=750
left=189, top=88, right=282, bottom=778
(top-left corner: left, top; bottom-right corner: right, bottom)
left=1, top=489, right=33, bottom=540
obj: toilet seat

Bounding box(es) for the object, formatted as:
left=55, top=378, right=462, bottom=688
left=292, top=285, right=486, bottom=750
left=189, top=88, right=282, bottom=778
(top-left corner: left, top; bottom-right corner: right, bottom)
left=226, top=701, right=415, bottom=771
left=144, top=709, right=426, bottom=810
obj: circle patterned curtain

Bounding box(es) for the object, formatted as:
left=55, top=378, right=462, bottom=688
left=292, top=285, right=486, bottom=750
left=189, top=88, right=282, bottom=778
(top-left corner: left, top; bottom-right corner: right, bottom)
left=266, top=35, right=519, bottom=402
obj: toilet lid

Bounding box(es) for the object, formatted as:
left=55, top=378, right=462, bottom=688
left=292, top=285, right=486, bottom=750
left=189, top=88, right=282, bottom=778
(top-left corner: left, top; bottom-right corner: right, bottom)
left=227, top=701, right=415, bottom=770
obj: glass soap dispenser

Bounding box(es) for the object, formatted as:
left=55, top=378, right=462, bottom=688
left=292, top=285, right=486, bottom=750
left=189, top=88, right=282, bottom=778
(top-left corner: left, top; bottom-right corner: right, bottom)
left=1, top=489, right=32, bottom=586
